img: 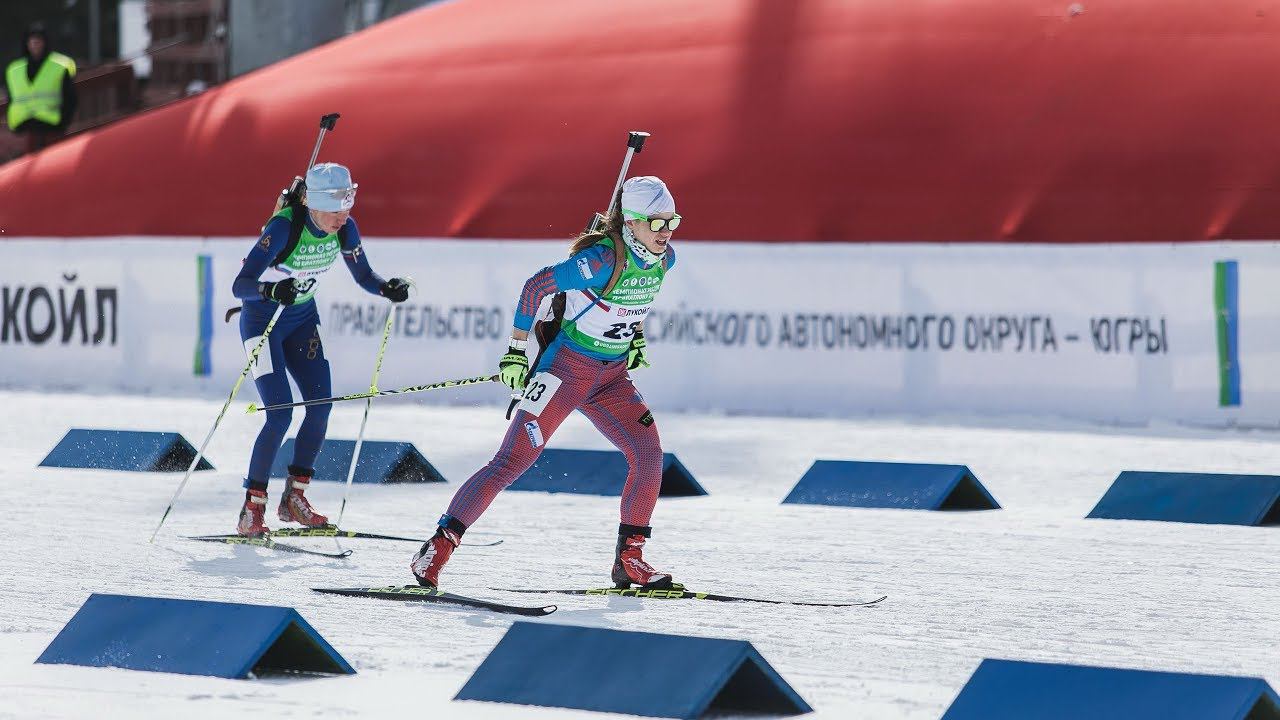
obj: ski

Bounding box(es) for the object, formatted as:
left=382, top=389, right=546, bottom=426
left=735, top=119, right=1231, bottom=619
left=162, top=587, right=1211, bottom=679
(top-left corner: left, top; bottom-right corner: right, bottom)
left=493, top=586, right=887, bottom=607
left=184, top=534, right=353, bottom=559
left=313, top=585, right=556, bottom=616
left=266, top=527, right=422, bottom=542
left=188, top=528, right=504, bottom=546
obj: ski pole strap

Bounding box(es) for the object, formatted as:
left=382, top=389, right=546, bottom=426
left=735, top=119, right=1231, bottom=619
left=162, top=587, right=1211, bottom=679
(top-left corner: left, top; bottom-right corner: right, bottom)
left=246, top=373, right=500, bottom=414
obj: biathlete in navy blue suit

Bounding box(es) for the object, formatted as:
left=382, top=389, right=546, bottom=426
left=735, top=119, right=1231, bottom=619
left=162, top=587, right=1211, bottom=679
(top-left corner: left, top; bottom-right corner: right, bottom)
left=231, top=163, right=412, bottom=536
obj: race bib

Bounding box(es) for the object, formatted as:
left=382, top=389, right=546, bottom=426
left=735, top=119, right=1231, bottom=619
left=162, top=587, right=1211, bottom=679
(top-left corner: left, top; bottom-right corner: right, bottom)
left=517, top=372, right=563, bottom=417
left=243, top=335, right=275, bottom=379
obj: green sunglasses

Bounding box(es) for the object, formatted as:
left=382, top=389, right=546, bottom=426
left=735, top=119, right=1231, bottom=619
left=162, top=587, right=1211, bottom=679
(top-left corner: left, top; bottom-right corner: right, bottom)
left=624, top=209, right=682, bottom=232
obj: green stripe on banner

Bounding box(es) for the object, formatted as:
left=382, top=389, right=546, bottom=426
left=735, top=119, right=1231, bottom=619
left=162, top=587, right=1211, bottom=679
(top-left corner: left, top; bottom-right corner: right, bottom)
left=1213, top=260, right=1240, bottom=407
left=193, top=255, right=213, bottom=376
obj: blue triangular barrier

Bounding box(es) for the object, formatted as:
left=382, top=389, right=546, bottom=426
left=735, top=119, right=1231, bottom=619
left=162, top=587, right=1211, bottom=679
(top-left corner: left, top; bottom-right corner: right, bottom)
left=269, top=438, right=445, bottom=484
left=509, top=448, right=706, bottom=496
left=782, top=460, right=998, bottom=510
left=39, top=429, right=214, bottom=472
left=456, top=622, right=811, bottom=718
left=1087, top=471, right=1280, bottom=526
left=36, top=594, right=354, bottom=679
left=942, top=659, right=1280, bottom=719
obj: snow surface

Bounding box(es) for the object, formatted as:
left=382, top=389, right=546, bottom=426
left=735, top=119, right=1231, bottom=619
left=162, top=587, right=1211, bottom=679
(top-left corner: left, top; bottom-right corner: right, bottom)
left=3, top=389, right=1280, bottom=719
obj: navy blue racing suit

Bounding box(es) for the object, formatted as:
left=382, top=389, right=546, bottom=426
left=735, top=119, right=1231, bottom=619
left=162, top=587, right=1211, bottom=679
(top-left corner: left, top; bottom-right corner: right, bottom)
left=231, top=211, right=386, bottom=490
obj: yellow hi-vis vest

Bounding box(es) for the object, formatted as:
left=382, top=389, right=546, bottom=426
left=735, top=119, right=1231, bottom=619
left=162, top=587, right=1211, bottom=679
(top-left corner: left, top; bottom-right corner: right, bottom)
left=5, top=52, right=76, bottom=129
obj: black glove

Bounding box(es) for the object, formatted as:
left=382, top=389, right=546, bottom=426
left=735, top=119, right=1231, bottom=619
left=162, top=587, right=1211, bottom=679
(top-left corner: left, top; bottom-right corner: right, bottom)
left=259, top=279, right=303, bottom=306
left=379, top=277, right=412, bottom=303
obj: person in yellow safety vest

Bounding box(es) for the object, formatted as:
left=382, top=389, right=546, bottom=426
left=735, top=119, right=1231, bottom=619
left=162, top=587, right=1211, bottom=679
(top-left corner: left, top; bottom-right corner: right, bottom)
left=4, top=23, right=78, bottom=155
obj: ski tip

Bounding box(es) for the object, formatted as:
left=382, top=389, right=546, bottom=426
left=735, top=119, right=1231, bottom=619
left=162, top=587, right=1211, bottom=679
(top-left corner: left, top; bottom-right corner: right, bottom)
left=245, top=403, right=258, bottom=414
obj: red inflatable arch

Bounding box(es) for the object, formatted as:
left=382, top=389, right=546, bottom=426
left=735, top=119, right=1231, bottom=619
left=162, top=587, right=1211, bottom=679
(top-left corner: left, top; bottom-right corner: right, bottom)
left=2, top=0, right=1279, bottom=242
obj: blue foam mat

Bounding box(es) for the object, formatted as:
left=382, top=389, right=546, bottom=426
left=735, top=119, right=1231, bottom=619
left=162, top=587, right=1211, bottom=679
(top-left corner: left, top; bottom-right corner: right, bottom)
left=36, top=593, right=354, bottom=679
left=1088, top=471, right=1280, bottom=526
left=39, top=428, right=214, bottom=472
left=783, top=460, right=998, bottom=510
left=943, top=658, right=1280, bottom=720
left=269, top=438, right=444, bottom=483
left=510, top=449, right=706, bottom=497
left=456, top=621, right=810, bottom=719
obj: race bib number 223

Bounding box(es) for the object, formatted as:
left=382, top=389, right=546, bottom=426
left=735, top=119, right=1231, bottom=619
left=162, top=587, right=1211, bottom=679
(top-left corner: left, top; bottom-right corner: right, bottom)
left=517, top=373, right=562, bottom=417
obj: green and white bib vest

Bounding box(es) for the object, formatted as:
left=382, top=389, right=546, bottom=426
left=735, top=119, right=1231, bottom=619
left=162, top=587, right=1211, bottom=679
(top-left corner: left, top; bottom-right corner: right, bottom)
left=258, top=206, right=342, bottom=305
left=560, top=237, right=666, bottom=356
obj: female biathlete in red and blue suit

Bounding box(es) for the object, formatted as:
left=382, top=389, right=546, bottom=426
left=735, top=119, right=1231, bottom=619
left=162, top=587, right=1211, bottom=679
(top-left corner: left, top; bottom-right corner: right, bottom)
left=411, top=176, right=682, bottom=590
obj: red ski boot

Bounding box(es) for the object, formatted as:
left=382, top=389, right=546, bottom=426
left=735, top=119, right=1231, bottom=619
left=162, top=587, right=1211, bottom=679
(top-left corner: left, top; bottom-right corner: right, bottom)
left=277, top=468, right=330, bottom=527
left=237, top=489, right=270, bottom=536
left=611, top=524, right=674, bottom=589
left=410, top=526, right=462, bottom=588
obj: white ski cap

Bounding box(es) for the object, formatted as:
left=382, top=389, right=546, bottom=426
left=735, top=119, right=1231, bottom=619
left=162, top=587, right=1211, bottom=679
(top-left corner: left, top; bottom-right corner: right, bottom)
left=306, top=162, right=358, bottom=212
left=621, top=176, right=675, bottom=219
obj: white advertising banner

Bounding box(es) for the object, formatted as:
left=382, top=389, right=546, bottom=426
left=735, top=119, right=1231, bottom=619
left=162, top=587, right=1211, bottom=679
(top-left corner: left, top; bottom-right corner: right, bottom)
left=2, top=239, right=1277, bottom=427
